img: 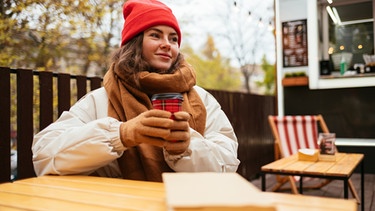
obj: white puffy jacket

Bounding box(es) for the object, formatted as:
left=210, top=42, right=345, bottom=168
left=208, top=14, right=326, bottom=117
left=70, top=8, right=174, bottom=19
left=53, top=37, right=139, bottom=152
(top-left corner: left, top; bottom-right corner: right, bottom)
left=32, top=86, right=240, bottom=178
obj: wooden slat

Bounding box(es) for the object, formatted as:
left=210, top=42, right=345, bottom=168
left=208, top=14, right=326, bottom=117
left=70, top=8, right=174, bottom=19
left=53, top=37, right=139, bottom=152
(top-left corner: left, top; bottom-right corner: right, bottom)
left=57, top=73, right=71, bottom=116
left=282, top=161, right=316, bottom=173
left=76, top=75, right=87, bottom=100
left=326, top=153, right=364, bottom=176
left=20, top=175, right=165, bottom=190
left=15, top=176, right=165, bottom=199
left=16, top=69, right=35, bottom=179
left=303, top=161, right=337, bottom=174
left=0, top=207, right=23, bottom=211
left=90, top=76, right=102, bottom=90
left=0, top=192, right=119, bottom=211
left=0, top=67, right=11, bottom=183
left=39, top=71, right=53, bottom=131
left=261, top=155, right=297, bottom=172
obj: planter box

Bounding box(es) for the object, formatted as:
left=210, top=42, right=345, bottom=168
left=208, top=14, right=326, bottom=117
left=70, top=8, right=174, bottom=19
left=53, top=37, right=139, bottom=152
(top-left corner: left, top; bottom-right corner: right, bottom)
left=282, top=76, right=308, bottom=86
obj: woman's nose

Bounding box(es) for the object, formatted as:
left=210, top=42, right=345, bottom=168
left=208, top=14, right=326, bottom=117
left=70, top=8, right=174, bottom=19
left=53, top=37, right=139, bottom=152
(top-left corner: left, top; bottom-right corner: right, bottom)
left=160, top=38, right=171, bottom=49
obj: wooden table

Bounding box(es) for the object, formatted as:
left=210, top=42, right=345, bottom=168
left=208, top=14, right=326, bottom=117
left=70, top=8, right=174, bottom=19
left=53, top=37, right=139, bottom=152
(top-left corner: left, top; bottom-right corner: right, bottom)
left=261, top=153, right=364, bottom=210
left=0, top=175, right=357, bottom=211
left=0, top=175, right=166, bottom=211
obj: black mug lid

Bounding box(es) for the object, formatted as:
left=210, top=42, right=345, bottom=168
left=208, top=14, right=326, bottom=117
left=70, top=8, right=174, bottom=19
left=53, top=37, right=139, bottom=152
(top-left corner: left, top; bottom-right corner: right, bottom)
left=151, top=93, right=183, bottom=100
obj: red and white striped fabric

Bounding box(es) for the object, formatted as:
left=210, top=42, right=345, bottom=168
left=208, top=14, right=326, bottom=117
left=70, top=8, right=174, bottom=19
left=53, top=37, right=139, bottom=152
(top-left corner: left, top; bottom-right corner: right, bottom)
left=272, top=115, right=319, bottom=158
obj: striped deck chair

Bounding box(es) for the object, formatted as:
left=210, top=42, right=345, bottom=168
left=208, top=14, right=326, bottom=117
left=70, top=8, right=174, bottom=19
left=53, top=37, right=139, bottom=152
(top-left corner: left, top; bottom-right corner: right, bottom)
left=268, top=115, right=360, bottom=203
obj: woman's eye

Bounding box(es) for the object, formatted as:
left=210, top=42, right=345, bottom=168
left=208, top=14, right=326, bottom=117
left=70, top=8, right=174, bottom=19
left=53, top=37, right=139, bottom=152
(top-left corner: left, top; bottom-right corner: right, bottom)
left=150, top=33, right=160, bottom=38
left=171, top=37, right=178, bottom=43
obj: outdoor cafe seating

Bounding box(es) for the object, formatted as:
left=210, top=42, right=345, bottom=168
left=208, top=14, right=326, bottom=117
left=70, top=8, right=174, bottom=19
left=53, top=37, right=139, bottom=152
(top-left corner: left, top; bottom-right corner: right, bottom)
left=267, top=115, right=360, bottom=203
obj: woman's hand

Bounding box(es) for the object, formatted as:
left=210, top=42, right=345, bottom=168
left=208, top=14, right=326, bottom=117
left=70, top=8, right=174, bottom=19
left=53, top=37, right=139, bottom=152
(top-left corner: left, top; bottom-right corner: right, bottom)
left=164, top=111, right=191, bottom=155
left=119, top=110, right=190, bottom=154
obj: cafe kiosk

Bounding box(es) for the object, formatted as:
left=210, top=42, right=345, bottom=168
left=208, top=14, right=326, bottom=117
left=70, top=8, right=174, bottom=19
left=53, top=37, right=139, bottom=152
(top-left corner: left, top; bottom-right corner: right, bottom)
left=275, top=0, right=375, bottom=174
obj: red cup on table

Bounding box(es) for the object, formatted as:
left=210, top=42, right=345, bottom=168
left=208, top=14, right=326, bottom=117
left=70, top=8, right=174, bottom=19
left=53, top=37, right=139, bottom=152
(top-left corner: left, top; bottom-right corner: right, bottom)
left=151, top=93, right=183, bottom=119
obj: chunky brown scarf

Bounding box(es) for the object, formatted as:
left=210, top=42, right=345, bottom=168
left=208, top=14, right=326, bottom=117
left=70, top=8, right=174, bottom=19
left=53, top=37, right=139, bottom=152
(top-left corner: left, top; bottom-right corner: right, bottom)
left=103, top=61, right=206, bottom=182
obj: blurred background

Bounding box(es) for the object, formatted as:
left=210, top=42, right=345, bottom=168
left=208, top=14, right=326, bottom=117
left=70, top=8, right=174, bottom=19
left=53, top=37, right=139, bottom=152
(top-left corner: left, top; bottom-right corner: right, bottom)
left=0, top=0, right=276, bottom=94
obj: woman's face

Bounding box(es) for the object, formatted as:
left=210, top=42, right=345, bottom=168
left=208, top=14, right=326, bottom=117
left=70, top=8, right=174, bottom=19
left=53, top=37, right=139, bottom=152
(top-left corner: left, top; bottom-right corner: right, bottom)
left=142, top=25, right=179, bottom=73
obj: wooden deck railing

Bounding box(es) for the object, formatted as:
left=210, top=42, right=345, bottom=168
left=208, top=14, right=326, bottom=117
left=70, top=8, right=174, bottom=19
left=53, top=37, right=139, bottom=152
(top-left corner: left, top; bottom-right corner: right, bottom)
left=0, top=67, right=102, bottom=183
left=0, top=67, right=276, bottom=183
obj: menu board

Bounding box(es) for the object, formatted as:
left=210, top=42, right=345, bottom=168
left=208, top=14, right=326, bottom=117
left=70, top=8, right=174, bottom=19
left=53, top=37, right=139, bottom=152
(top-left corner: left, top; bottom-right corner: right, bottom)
left=282, top=19, right=308, bottom=67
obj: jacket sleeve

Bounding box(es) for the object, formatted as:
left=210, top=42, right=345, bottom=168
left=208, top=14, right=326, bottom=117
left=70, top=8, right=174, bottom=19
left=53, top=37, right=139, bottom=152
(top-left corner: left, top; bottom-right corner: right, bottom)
left=164, top=86, right=240, bottom=172
left=32, top=88, right=125, bottom=176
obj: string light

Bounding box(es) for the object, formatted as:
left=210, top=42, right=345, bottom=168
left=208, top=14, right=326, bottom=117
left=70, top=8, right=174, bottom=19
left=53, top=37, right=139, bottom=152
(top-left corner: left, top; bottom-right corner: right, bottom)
left=268, top=21, right=273, bottom=30
left=328, top=47, right=334, bottom=54
left=258, top=17, right=264, bottom=27
left=232, top=0, right=274, bottom=30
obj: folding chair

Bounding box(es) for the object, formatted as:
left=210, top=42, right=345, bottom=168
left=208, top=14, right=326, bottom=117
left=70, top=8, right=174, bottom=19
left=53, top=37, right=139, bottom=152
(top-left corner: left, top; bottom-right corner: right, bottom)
left=268, top=115, right=360, bottom=203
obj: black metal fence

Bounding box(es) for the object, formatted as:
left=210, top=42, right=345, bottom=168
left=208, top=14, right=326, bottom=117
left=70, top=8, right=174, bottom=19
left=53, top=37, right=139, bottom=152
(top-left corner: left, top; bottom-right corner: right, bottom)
left=0, top=67, right=276, bottom=183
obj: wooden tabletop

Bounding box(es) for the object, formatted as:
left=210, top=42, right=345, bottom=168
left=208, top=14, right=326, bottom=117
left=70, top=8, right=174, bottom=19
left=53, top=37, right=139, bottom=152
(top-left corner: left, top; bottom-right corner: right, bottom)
left=0, top=175, right=166, bottom=211
left=261, top=153, right=364, bottom=177
left=0, top=175, right=357, bottom=211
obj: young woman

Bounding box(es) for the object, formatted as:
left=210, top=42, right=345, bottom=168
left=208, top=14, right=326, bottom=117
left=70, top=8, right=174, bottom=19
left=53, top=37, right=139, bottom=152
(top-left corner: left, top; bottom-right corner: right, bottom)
left=32, top=0, right=240, bottom=182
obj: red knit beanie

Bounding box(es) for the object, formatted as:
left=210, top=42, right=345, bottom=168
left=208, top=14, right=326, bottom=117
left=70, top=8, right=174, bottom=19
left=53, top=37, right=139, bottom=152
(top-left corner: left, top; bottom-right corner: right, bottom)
left=121, top=0, right=181, bottom=46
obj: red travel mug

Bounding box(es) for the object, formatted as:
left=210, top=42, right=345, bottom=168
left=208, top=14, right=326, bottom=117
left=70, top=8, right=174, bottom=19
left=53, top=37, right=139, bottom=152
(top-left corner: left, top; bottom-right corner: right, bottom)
left=151, top=93, right=183, bottom=119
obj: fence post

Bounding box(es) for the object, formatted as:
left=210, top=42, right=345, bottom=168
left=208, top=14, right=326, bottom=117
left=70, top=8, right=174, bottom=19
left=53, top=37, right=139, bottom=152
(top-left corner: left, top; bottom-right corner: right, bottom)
left=17, top=69, right=36, bottom=179
left=0, top=67, right=11, bottom=183
left=39, top=71, right=54, bottom=131
left=57, top=73, right=71, bottom=116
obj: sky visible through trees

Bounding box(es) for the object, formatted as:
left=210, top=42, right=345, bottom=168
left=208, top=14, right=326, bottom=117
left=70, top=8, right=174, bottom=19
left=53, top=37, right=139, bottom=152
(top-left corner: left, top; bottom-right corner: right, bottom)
left=1, top=0, right=275, bottom=93
left=161, top=0, right=276, bottom=67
